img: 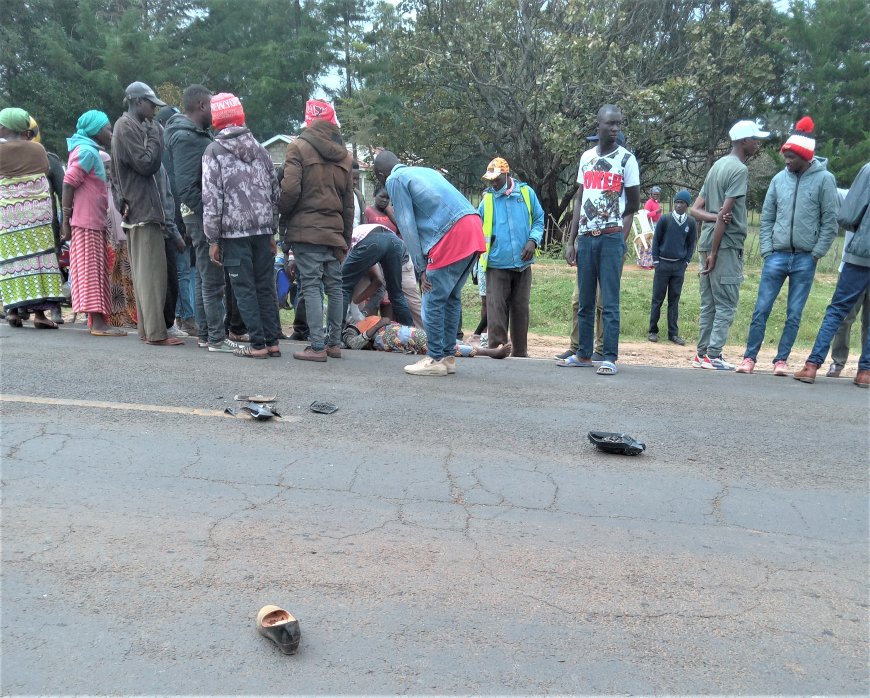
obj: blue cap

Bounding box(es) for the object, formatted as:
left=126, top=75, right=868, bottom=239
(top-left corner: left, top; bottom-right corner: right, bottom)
left=674, top=190, right=692, bottom=205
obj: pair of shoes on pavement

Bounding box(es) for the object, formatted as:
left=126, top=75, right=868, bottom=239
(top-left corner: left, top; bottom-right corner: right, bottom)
left=404, top=356, right=455, bottom=376
left=554, top=348, right=605, bottom=361
left=649, top=333, right=686, bottom=346
left=795, top=362, right=869, bottom=387
left=293, top=345, right=342, bottom=362
left=693, top=354, right=735, bottom=370
left=735, top=358, right=792, bottom=376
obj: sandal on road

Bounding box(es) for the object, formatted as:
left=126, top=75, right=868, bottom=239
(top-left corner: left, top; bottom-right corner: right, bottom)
left=234, top=344, right=268, bottom=359
left=596, top=361, right=618, bottom=376
left=34, top=318, right=59, bottom=329
left=146, top=336, right=184, bottom=346
left=90, top=328, right=127, bottom=337
left=556, top=355, right=594, bottom=367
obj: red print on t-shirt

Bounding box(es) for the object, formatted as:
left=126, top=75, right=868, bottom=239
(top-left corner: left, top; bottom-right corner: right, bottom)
left=583, top=170, right=624, bottom=191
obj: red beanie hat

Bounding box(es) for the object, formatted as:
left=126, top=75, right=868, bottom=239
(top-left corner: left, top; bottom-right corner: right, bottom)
left=304, top=99, right=339, bottom=127
left=211, top=93, right=245, bottom=130
left=781, top=116, right=815, bottom=161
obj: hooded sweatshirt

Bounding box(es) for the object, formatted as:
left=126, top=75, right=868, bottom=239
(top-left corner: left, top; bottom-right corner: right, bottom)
left=201, top=126, right=279, bottom=244
left=759, top=156, right=839, bottom=259
left=279, top=119, right=353, bottom=250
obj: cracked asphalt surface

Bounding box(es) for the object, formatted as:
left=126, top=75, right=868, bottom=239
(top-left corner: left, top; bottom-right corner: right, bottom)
left=1, top=324, right=868, bottom=694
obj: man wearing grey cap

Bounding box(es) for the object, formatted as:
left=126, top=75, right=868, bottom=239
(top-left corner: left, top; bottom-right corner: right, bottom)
left=109, top=82, right=182, bottom=346
left=690, top=119, right=769, bottom=370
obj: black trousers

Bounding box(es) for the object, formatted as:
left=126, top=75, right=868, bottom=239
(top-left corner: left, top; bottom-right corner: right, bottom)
left=648, top=259, right=686, bottom=337
left=224, top=269, right=247, bottom=336
left=486, top=266, right=532, bottom=357
left=222, top=235, right=280, bottom=349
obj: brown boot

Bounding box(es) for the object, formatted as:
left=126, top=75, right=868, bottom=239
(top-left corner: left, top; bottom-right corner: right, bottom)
left=854, top=370, right=869, bottom=388
left=326, top=346, right=342, bottom=359
left=293, top=346, right=327, bottom=362
left=793, top=362, right=818, bottom=384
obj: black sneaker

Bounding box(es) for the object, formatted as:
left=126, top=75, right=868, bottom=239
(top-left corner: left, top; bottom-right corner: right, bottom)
left=669, top=335, right=686, bottom=346
left=648, top=332, right=659, bottom=342
left=592, top=351, right=605, bottom=362
left=289, top=331, right=309, bottom=341
left=554, top=348, right=575, bottom=360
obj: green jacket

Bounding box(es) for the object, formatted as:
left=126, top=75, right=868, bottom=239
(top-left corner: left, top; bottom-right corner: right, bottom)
left=759, top=157, right=838, bottom=259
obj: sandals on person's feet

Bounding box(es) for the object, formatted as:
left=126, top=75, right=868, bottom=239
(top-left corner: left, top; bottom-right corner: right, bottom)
left=33, top=318, right=59, bottom=329
left=146, top=336, right=184, bottom=346
left=596, top=361, right=618, bottom=375
left=234, top=344, right=268, bottom=359
left=556, top=355, right=594, bottom=367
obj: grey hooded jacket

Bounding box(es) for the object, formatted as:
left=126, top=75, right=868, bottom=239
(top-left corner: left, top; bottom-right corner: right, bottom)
left=759, top=157, right=838, bottom=259
left=202, top=126, right=279, bottom=244
left=839, top=162, right=870, bottom=268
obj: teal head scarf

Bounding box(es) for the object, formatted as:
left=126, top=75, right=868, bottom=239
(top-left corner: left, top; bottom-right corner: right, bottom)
left=66, top=110, right=110, bottom=181
left=0, top=107, right=32, bottom=133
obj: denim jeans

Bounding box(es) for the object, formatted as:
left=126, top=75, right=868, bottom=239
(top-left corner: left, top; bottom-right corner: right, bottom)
left=649, top=259, right=687, bottom=338
left=293, top=242, right=343, bottom=350
left=222, top=235, right=280, bottom=350
left=807, top=262, right=870, bottom=371
left=423, top=253, right=476, bottom=360
left=341, top=231, right=415, bottom=326
left=576, top=233, right=625, bottom=363
left=184, top=215, right=226, bottom=343
left=175, top=247, right=196, bottom=320
left=743, top=251, right=817, bottom=362
left=831, top=285, right=869, bottom=367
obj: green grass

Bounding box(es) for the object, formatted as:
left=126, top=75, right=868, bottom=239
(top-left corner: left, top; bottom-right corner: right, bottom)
left=461, top=233, right=861, bottom=353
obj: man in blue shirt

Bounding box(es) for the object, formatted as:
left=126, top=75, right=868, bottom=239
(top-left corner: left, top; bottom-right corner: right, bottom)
left=477, top=157, right=544, bottom=357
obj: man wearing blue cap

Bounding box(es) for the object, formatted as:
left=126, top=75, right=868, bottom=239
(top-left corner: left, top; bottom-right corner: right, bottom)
left=648, top=190, right=696, bottom=345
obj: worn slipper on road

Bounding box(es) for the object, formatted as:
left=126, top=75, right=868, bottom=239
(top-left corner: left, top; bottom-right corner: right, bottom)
left=556, top=355, right=594, bottom=367
left=588, top=431, right=645, bottom=455
left=90, top=328, right=126, bottom=337
left=596, top=361, right=618, bottom=375
left=34, top=319, right=59, bottom=329
left=145, top=337, right=184, bottom=346
left=256, top=605, right=301, bottom=654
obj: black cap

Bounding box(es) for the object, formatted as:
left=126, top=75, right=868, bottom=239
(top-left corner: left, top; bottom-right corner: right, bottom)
left=124, top=81, right=167, bottom=107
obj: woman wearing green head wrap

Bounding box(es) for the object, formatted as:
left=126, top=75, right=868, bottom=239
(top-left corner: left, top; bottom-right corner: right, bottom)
left=60, top=110, right=124, bottom=336
left=0, top=107, right=66, bottom=328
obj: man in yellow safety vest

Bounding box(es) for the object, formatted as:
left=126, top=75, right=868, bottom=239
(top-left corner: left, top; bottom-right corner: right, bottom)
left=477, top=157, right=545, bottom=357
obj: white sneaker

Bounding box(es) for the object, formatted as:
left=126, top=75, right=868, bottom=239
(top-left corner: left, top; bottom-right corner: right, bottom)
left=442, top=356, right=456, bottom=374
left=404, top=356, right=448, bottom=376
left=167, top=325, right=189, bottom=338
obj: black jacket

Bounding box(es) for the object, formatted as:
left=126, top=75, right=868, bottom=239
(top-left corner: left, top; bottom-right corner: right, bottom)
left=164, top=113, right=214, bottom=217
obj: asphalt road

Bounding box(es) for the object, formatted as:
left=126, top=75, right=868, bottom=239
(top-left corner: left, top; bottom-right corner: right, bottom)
left=2, top=322, right=868, bottom=695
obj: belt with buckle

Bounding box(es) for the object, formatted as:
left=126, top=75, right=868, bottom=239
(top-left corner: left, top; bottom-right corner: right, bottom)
left=587, top=226, right=622, bottom=237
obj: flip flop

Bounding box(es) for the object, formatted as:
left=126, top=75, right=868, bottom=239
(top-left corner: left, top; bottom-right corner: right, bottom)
left=596, top=361, right=618, bottom=375
left=34, top=319, right=59, bottom=329
left=90, top=328, right=126, bottom=337
left=146, top=337, right=184, bottom=346
left=556, top=355, right=594, bottom=367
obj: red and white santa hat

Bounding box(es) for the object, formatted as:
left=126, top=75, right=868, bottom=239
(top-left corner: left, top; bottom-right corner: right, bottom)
left=304, top=99, right=339, bottom=127
left=781, top=116, right=815, bottom=161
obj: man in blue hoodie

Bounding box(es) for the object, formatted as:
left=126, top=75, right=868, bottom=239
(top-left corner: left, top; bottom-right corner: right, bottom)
left=477, top=157, right=544, bottom=357
left=374, top=150, right=485, bottom=376
left=735, top=117, right=838, bottom=375
left=795, top=162, right=870, bottom=388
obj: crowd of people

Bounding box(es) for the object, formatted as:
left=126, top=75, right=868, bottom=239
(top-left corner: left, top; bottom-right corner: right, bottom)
left=0, top=85, right=867, bottom=387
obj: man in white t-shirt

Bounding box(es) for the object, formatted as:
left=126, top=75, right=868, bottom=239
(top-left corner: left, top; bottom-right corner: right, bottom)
left=559, top=104, right=640, bottom=375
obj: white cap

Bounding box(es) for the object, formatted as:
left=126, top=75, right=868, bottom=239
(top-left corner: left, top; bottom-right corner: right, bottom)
left=728, top=120, right=770, bottom=141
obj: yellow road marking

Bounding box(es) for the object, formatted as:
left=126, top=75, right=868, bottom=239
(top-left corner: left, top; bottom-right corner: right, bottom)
left=0, top=394, right=298, bottom=422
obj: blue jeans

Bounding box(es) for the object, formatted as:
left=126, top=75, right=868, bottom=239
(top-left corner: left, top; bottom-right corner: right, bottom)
left=744, top=251, right=817, bottom=362
left=175, top=248, right=195, bottom=320
left=576, top=233, right=625, bottom=362
left=341, top=231, right=414, bottom=326
left=423, top=253, right=476, bottom=360
left=293, top=242, right=343, bottom=351
left=184, top=215, right=226, bottom=343
left=807, top=262, right=870, bottom=371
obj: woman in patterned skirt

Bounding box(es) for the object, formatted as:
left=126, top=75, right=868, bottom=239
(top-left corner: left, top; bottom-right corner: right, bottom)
left=60, top=110, right=125, bottom=336
left=0, top=107, right=65, bottom=328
